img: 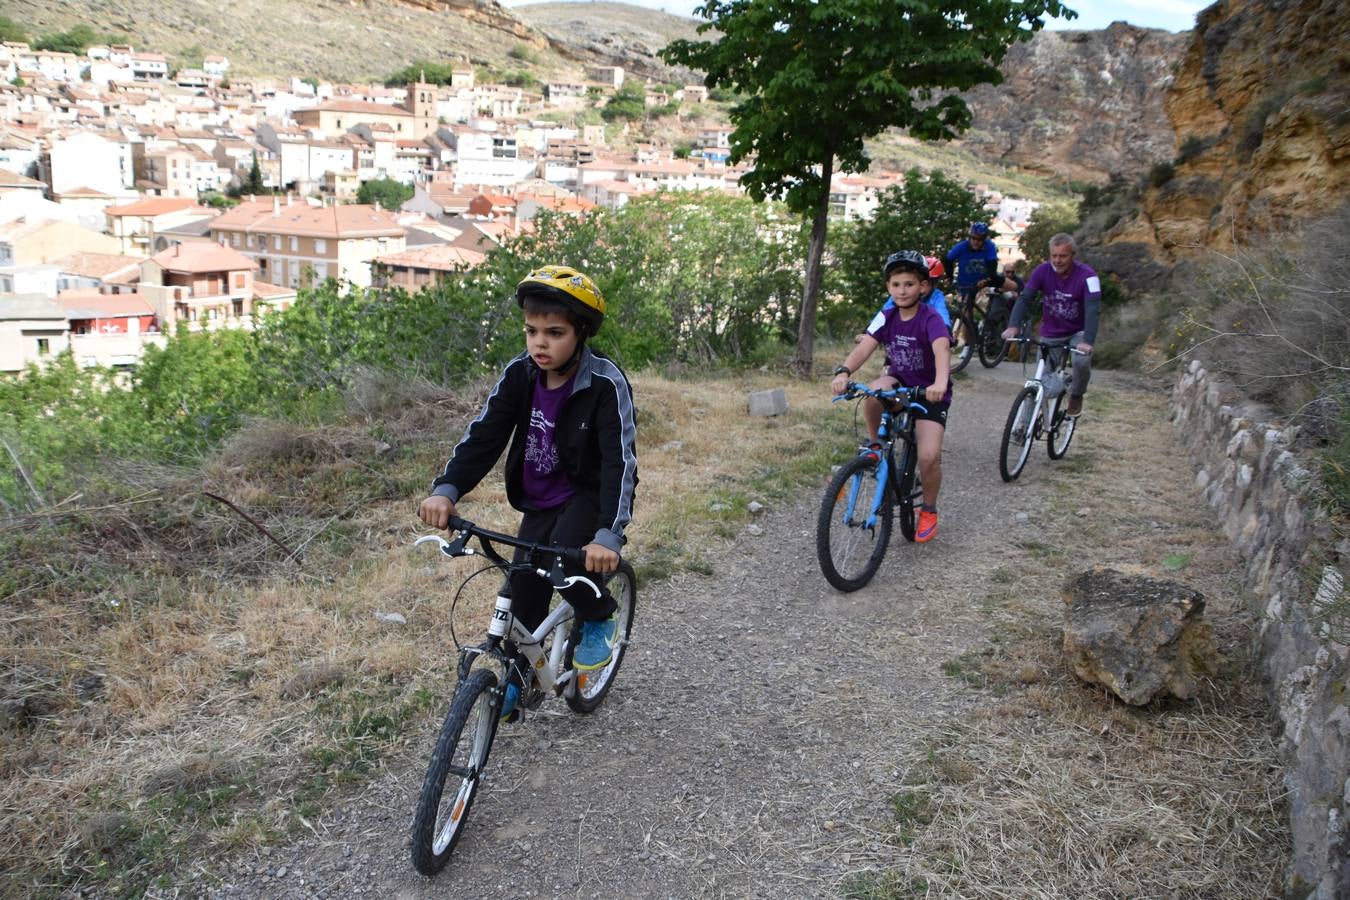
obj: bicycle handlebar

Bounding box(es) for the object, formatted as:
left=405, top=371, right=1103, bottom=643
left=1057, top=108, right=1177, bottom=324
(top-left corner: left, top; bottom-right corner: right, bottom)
left=833, top=381, right=931, bottom=414
left=444, top=515, right=588, bottom=566
left=1005, top=336, right=1090, bottom=354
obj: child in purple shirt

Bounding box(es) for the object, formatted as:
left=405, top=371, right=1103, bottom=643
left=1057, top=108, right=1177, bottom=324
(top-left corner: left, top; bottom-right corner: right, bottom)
left=1002, top=233, right=1101, bottom=418
left=830, top=250, right=951, bottom=543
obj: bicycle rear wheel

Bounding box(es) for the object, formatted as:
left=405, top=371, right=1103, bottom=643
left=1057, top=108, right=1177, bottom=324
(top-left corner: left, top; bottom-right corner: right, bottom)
left=566, top=561, right=637, bottom=713
left=1047, top=398, right=1077, bottom=459
left=999, top=386, right=1039, bottom=482
left=410, top=667, right=500, bottom=876
left=949, top=314, right=974, bottom=374
left=817, top=455, right=893, bottom=592
left=978, top=309, right=1009, bottom=367
left=897, top=441, right=923, bottom=542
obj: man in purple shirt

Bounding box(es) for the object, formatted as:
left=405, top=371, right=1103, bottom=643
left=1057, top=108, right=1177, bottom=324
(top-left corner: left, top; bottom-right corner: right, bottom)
left=1002, top=233, right=1101, bottom=417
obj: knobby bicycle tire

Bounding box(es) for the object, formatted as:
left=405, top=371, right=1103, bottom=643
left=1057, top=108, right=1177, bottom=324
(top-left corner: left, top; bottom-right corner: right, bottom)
left=897, top=440, right=923, bottom=542
left=565, top=561, right=637, bottom=713
left=816, top=454, right=893, bottom=592
left=999, top=386, right=1039, bottom=482
left=410, top=667, right=500, bottom=876
left=1047, top=398, right=1077, bottom=459
left=949, top=313, right=975, bottom=374
left=978, top=310, right=1009, bottom=368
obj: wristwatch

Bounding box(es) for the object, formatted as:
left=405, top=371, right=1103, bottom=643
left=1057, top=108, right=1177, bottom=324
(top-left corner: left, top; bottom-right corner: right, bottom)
left=833, top=365, right=851, bottom=376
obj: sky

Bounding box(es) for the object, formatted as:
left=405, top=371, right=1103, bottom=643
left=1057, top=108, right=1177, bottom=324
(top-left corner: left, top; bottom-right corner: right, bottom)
left=503, top=0, right=1213, bottom=33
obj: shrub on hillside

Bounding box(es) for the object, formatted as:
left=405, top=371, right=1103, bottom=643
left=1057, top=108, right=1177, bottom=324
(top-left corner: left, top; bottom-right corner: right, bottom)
left=1184, top=204, right=1350, bottom=511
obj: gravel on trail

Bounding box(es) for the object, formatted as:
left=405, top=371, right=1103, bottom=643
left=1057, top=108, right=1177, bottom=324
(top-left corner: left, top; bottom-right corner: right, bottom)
left=204, top=364, right=1132, bottom=898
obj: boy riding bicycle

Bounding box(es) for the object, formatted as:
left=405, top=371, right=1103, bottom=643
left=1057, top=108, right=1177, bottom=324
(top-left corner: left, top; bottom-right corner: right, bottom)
left=418, top=265, right=639, bottom=721
left=830, top=250, right=951, bottom=542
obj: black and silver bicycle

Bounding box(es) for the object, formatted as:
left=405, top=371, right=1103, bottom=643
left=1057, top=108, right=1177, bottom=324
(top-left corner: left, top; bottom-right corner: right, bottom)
left=409, top=517, right=637, bottom=876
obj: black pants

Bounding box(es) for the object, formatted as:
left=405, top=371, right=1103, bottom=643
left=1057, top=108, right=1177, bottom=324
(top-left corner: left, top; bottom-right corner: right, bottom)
left=504, top=494, right=617, bottom=634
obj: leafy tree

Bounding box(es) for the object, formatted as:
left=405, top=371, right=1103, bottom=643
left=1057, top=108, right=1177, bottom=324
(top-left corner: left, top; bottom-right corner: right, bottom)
left=1018, top=201, right=1079, bottom=270
left=0, top=16, right=28, bottom=43
left=301, top=75, right=320, bottom=90
left=33, top=24, right=98, bottom=54
left=826, top=168, right=988, bottom=334
left=663, top=0, right=1072, bottom=375
left=383, top=61, right=459, bottom=87
left=356, top=177, right=414, bottom=211
left=601, top=81, right=646, bottom=122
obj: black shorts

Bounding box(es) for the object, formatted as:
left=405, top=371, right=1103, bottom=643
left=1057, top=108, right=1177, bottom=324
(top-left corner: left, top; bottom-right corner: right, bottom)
left=912, top=400, right=949, bottom=427
left=888, top=395, right=948, bottom=427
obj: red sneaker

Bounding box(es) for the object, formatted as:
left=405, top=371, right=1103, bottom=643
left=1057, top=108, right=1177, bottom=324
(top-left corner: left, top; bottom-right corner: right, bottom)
left=916, top=509, right=939, bottom=542
left=860, top=442, right=882, bottom=462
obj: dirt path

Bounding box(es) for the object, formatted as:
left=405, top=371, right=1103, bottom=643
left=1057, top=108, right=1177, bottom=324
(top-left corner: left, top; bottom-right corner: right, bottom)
left=202, top=364, right=1177, bottom=898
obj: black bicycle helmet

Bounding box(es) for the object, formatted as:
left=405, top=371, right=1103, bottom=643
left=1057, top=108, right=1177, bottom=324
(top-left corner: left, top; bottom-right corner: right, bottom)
left=882, top=249, right=929, bottom=280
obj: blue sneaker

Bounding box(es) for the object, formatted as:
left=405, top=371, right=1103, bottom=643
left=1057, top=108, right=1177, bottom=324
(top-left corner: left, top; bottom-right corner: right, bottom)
left=574, top=616, right=617, bottom=671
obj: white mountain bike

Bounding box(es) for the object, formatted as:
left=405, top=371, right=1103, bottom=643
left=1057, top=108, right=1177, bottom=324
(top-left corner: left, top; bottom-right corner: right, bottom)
left=998, top=335, right=1086, bottom=481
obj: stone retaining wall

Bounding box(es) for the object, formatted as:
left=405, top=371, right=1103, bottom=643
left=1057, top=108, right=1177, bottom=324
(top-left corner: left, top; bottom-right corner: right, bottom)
left=1172, top=360, right=1347, bottom=899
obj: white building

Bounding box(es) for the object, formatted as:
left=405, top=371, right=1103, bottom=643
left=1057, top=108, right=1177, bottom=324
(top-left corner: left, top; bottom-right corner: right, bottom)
left=47, top=131, right=136, bottom=196
left=441, top=127, right=533, bottom=190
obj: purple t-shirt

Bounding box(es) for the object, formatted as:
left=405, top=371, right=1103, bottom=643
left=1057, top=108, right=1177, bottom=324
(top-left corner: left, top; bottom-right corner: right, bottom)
left=1025, top=261, right=1101, bottom=339
left=521, top=373, right=575, bottom=510
left=865, top=303, right=952, bottom=404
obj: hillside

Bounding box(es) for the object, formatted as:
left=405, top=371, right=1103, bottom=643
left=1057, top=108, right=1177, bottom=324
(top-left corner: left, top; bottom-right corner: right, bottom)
left=9, top=0, right=1182, bottom=185
left=1096, top=0, right=1350, bottom=286
left=6, top=0, right=565, bottom=83
left=511, top=1, right=704, bottom=83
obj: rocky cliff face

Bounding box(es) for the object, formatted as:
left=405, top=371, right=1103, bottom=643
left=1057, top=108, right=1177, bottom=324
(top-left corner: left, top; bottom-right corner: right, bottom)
left=1100, top=0, right=1350, bottom=279
left=961, top=23, right=1188, bottom=184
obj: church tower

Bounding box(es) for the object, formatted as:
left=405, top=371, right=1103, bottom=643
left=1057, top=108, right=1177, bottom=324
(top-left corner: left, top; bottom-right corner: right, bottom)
left=406, top=73, right=438, bottom=139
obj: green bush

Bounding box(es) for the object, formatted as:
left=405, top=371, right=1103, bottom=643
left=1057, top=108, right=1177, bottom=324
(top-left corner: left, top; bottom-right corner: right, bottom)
left=824, top=169, right=987, bottom=335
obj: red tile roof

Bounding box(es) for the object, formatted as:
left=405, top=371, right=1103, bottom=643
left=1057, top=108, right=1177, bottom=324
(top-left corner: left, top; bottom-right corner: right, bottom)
left=58, top=290, right=154, bottom=318
left=150, top=242, right=256, bottom=274
left=209, top=199, right=405, bottom=239
left=374, top=244, right=486, bottom=271
left=55, top=252, right=145, bottom=278
left=105, top=197, right=203, bottom=217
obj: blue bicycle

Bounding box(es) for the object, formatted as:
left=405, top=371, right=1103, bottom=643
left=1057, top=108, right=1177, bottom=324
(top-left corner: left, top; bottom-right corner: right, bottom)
left=816, top=383, right=929, bottom=592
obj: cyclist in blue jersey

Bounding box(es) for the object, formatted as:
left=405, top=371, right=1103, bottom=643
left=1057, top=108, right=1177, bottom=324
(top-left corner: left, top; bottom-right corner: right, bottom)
left=945, top=222, right=1001, bottom=306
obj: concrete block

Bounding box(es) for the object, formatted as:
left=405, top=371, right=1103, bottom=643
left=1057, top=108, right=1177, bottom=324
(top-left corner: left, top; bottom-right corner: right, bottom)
left=748, top=388, right=788, bottom=417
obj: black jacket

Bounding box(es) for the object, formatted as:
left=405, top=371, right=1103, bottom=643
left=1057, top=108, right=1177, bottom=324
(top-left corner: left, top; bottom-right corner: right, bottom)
left=431, top=347, right=638, bottom=552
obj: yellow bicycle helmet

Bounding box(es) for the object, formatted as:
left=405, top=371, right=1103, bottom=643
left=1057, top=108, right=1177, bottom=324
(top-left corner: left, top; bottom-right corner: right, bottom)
left=515, top=265, right=606, bottom=336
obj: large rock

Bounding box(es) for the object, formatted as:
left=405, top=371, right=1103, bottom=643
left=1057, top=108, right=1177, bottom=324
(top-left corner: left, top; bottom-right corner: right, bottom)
left=1062, top=568, right=1217, bottom=705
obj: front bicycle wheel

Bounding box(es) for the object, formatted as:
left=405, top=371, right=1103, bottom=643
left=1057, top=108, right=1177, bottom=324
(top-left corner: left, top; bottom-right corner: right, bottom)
left=1047, top=397, right=1077, bottom=459
left=978, top=310, right=1009, bottom=367
left=999, top=386, right=1039, bottom=482
left=566, top=561, right=637, bottom=714
left=410, top=667, right=500, bottom=876
left=896, top=441, right=923, bottom=542
left=949, top=314, right=974, bottom=374
left=817, top=455, right=893, bottom=592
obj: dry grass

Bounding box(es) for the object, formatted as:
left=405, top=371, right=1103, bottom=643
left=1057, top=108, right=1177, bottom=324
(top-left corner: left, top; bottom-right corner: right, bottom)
left=845, top=384, right=1288, bottom=899
left=0, top=356, right=849, bottom=898
left=0, top=357, right=1288, bottom=897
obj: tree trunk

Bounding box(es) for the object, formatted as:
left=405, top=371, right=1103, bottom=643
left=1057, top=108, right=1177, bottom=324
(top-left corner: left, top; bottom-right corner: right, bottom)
left=792, top=154, right=834, bottom=378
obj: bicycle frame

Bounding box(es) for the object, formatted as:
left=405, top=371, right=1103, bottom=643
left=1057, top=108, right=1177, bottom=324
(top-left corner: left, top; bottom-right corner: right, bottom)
left=415, top=531, right=603, bottom=698
left=832, top=383, right=924, bottom=525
